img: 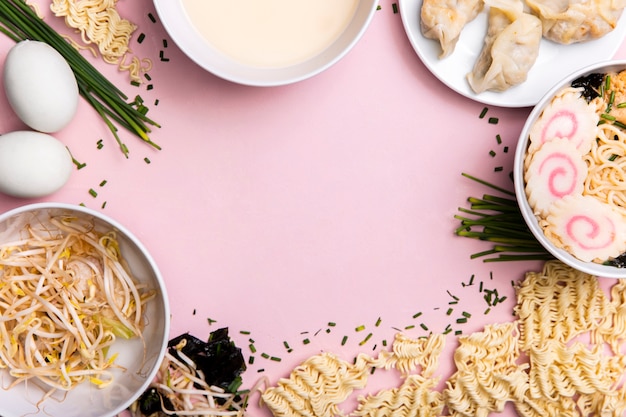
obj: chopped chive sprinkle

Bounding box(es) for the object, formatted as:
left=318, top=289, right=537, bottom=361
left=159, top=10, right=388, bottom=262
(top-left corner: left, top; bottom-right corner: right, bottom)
left=147, top=84, right=154, bottom=90
left=382, top=339, right=387, bottom=346
left=163, top=39, right=168, bottom=48
left=375, top=317, right=382, bottom=326
left=359, top=333, right=373, bottom=346
left=144, top=73, right=152, bottom=81
left=609, top=154, right=619, bottom=161
left=249, top=344, right=256, bottom=353
left=257, top=368, right=265, bottom=373
left=496, top=134, right=502, bottom=144
left=154, top=99, right=160, bottom=106
left=130, top=80, right=140, bottom=87
left=503, top=146, right=509, bottom=153
left=328, top=322, right=336, bottom=327
left=144, top=157, right=151, bottom=164
left=484, top=308, right=491, bottom=315
left=405, top=324, right=415, bottom=330
left=261, top=353, right=269, bottom=359
left=479, top=107, right=488, bottom=118
left=137, top=33, right=145, bottom=43
left=446, top=308, right=453, bottom=315
left=148, top=12, right=156, bottom=23
left=248, top=356, right=255, bottom=365
left=101, top=201, right=107, bottom=209
left=99, top=180, right=107, bottom=187
left=462, top=311, right=472, bottom=318
left=488, top=117, right=499, bottom=124
left=413, top=312, right=422, bottom=319
left=302, top=338, right=310, bottom=345
left=240, top=330, right=251, bottom=335
left=270, top=356, right=281, bottom=362
left=489, top=150, right=496, bottom=157
left=602, top=113, right=616, bottom=121
left=341, top=336, right=348, bottom=345
left=420, top=323, right=429, bottom=331
left=88, top=189, right=97, bottom=198
left=494, top=166, right=503, bottom=172
left=355, top=325, right=366, bottom=332
left=392, top=2, right=398, bottom=13
left=207, top=318, right=217, bottom=324
left=456, top=317, right=468, bottom=324
left=455, top=330, right=463, bottom=335
left=618, top=102, right=626, bottom=108
left=376, top=4, right=381, bottom=10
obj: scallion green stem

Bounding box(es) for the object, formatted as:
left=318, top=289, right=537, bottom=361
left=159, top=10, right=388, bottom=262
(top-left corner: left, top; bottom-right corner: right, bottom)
left=455, top=173, right=553, bottom=262
left=0, top=0, right=160, bottom=157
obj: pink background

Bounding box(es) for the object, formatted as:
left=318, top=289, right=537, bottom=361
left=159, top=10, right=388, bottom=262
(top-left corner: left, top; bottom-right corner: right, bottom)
left=1, top=1, right=625, bottom=415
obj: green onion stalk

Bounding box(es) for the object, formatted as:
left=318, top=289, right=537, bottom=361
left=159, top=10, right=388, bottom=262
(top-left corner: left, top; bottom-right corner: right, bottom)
left=455, top=173, right=553, bottom=262
left=0, top=0, right=160, bottom=157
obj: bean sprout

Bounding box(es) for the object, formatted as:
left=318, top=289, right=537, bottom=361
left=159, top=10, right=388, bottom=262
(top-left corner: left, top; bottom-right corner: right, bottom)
left=0, top=212, right=154, bottom=393
left=129, top=339, right=258, bottom=417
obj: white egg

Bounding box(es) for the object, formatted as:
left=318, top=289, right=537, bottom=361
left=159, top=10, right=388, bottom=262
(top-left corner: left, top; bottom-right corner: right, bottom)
left=3, top=40, right=79, bottom=133
left=0, top=131, right=73, bottom=198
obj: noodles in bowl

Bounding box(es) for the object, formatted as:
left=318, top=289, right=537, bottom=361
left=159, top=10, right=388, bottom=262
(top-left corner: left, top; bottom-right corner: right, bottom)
left=0, top=203, right=170, bottom=417
left=514, top=61, right=626, bottom=279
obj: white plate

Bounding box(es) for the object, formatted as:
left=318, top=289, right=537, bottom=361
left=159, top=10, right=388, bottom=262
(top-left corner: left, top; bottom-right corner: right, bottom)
left=399, top=0, right=626, bottom=108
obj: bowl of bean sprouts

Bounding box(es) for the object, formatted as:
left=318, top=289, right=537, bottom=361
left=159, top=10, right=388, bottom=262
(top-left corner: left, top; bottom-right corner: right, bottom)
left=0, top=203, right=170, bottom=417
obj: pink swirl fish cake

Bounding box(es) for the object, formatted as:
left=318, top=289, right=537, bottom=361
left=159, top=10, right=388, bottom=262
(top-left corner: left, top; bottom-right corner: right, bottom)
left=544, top=195, right=626, bottom=263
left=525, top=138, right=586, bottom=217
left=528, top=88, right=599, bottom=156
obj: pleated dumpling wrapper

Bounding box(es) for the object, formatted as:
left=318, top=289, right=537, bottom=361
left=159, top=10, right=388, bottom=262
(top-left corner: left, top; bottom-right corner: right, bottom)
left=528, top=87, right=599, bottom=156
left=525, top=0, right=626, bottom=44
left=525, top=138, right=587, bottom=217
left=466, top=0, right=542, bottom=93
left=420, top=0, right=484, bottom=58
left=544, top=194, right=626, bottom=263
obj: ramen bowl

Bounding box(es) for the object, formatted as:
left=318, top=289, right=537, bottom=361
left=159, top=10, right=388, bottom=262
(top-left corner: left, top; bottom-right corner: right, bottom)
left=153, top=0, right=379, bottom=86
left=0, top=203, right=170, bottom=417
left=514, top=60, right=626, bottom=279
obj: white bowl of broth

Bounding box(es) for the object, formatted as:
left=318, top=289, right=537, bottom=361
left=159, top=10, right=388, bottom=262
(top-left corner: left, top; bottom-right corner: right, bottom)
left=514, top=61, right=626, bottom=279
left=0, top=203, right=170, bottom=417
left=153, top=0, right=379, bottom=86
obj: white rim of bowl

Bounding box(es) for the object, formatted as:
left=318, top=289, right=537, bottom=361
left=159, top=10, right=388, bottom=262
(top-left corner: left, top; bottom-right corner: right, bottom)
left=514, top=60, right=626, bottom=279
left=0, top=202, right=171, bottom=415
left=152, top=0, right=380, bottom=86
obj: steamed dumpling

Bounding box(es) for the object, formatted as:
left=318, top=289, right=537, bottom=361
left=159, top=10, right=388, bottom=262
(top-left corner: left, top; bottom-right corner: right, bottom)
left=420, top=0, right=484, bottom=58
left=466, top=0, right=542, bottom=93
left=525, top=0, right=626, bottom=44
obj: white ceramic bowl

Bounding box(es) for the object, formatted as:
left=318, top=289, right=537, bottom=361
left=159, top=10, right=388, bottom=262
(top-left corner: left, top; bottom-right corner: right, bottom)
left=0, top=203, right=170, bottom=417
left=514, top=60, right=626, bottom=279
left=153, top=0, right=379, bottom=86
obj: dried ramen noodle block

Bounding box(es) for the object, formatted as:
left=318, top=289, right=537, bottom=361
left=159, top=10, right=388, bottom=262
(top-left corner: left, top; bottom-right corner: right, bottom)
left=50, top=0, right=150, bottom=83
left=514, top=260, right=613, bottom=351
left=525, top=138, right=587, bottom=217
left=353, top=375, right=444, bottom=417
left=543, top=194, right=626, bottom=262
left=376, top=332, right=446, bottom=377
left=444, top=322, right=529, bottom=417
left=260, top=352, right=372, bottom=417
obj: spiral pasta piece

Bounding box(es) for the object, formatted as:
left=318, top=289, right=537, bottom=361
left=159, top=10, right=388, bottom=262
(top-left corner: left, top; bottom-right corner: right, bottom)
left=528, top=87, right=599, bottom=155
left=543, top=194, right=626, bottom=262
left=525, top=138, right=587, bottom=216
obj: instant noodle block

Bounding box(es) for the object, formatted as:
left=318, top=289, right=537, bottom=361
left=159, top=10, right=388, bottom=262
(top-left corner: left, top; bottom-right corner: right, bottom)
left=0, top=203, right=170, bottom=417
left=514, top=60, right=626, bottom=279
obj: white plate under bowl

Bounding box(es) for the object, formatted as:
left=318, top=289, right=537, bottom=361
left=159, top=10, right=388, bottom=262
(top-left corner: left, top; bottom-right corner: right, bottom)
left=153, top=0, right=379, bottom=86
left=399, top=0, right=626, bottom=108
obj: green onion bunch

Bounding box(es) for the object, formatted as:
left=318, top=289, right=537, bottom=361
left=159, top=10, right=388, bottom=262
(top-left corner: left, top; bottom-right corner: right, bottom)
left=0, top=0, right=160, bottom=157
left=454, top=173, right=553, bottom=262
